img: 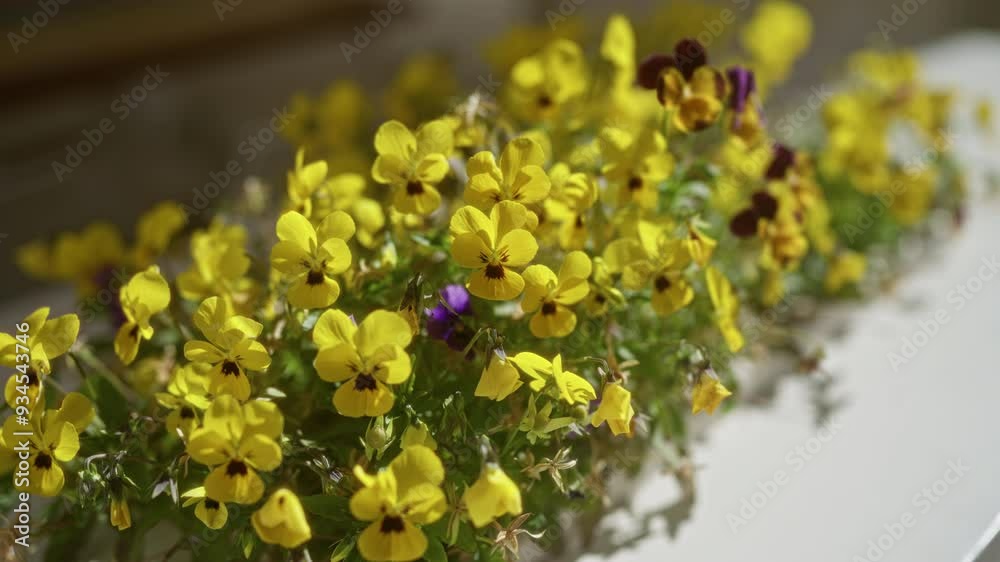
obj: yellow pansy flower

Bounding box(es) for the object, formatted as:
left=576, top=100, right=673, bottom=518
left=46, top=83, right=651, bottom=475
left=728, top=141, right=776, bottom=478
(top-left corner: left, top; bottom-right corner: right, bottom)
left=521, top=251, right=592, bottom=338
left=252, top=488, right=313, bottom=549
left=177, top=221, right=255, bottom=312
left=508, top=39, right=588, bottom=123
left=155, top=363, right=211, bottom=438
left=543, top=163, right=599, bottom=251
left=825, top=251, right=867, bottom=293
left=183, top=297, right=270, bottom=401
left=383, top=54, right=458, bottom=128
left=313, top=309, right=413, bottom=418
left=286, top=147, right=332, bottom=217
left=401, top=421, right=437, bottom=451
left=888, top=168, right=936, bottom=226
left=585, top=257, right=625, bottom=317
left=691, top=374, right=732, bottom=415
left=52, top=222, right=126, bottom=294
left=463, top=466, right=523, bottom=528
left=506, top=352, right=595, bottom=405
left=591, top=383, right=635, bottom=436
left=182, top=486, right=229, bottom=530
left=186, top=395, right=284, bottom=504
left=114, top=266, right=171, bottom=365
left=110, top=496, right=132, bottom=531
left=133, top=201, right=186, bottom=267
left=449, top=201, right=538, bottom=301
left=599, top=127, right=673, bottom=209
left=270, top=210, right=355, bottom=310
left=741, top=0, right=812, bottom=87
left=682, top=221, right=717, bottom=267
left=705, top=267, right=744, bottom=353
left=1, top=307, right=79, bottom=406
left=371, top=119, right=454, bottom=215
left=283, top=80, right=369, bottom=151
left=474, top=352, right=523, bottom=402
left=2, top=392, right=93, bottom=496
left=350, top=445, right=447, bottom=562
left=657, top=64, right=727, bottom=133
left=605, top=222, right=694, bottom=316
left=464, top=137, right=551, bottom=214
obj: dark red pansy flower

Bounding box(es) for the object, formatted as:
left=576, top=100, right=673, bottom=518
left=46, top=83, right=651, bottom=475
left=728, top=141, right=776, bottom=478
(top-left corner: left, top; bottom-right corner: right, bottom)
left=765, top=144, right=796, bottom=179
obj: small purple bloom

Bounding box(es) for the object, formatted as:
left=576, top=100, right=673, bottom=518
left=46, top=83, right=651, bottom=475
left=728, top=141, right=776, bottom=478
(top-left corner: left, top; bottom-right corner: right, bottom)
left=726, top=66, right=756, bottom=114
left=425, top=284, right=474, bottom=355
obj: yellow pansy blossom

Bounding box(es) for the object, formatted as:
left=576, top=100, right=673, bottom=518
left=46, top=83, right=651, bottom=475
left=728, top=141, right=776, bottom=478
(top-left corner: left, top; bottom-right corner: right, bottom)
left=2, top=392, right=93, bottom=496
left=270, top=210, right=355, bottom=309
left=508, top=39, right=588, bottom=124
left=691, top=375, right=732, bottom=415
left=182, top=486, right=229, bottom=530
left=825, top=251, right=867, bottom=292
left=313, top=309, right=413, bottom=418
left=110, top=496, right=132, bottom=531
left=463, top=466, right=523, bottom=528
left=114, top=266, right=171, bottom=365
left=177, top=221, right=255, bottom=312
left=155, top=363, right=211, bottom=438
left=186, top=396, right=284, bottom=504
left=591, top=383, right=635, bottom=436
left=252, top=488, right=313, bottom=549
left=475, top=352, right=523, bottom=402
left=599, top=127, right=673, bottom=210
left=0, top=307, right=79, bottom=406
left=521, top=251, right=592, bottom=338
left=449, top=201, right=538, bottom=301
left=371, top=119, right=454, bottom=215
left=605, top=222, right=694, bottom=316
left=705, top=267, right=744, bottom=353
left=464, top=137, right=551, bottom=214
left=350, top=445, right=447, bottom=562
left=183, top=297, right=271, bottom=401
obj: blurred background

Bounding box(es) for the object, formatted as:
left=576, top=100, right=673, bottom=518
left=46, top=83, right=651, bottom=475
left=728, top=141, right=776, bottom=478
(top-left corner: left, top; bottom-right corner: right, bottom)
left=1, top=0, right=998, bottom=298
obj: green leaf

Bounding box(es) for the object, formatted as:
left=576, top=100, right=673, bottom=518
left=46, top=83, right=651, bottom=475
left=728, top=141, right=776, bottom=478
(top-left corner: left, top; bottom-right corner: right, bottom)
left=299, top=494, right=353, bottom=523
left=422, top=538, right=447, bottom=562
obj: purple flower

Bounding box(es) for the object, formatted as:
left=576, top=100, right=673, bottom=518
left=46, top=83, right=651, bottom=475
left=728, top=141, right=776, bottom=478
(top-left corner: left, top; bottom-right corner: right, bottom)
left=637, top=38, right=709, bottom=89
left=425, top=284, right=474, bottom=354
left=726, top=66, right=756, bottom=114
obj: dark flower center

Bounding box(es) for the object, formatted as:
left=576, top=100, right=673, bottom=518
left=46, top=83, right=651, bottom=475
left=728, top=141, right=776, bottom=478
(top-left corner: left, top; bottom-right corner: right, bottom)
left=306, top=269, right=326, bottom=286
left=654, top=275, right=672, bottom=292
left=406, top=181, right=425, bottom=195
left=129, top=324, right=140, bottom=340
left=380, top=515, right=406, bottom=534
left=34, top=453, right=52, bottom=470
left=221, top=360, right=241, bottom=376
left=627, top=176, right=643, bottom=191
left=484, top=263, right=506, bottom=280
left=179, top=406, right=195, bottom=419
left=541, top=301, right=558, bottom=316
left=354, top=373, right=378, bottom=391
left=226, top=460, right=248, bottom=476
left=204, top=498, right=220, bottom=510
left=26, top=368, right=38, bottom=387
left=594, top=293, right=607, bottom=304
left=537, top=94, right=554, bottom=109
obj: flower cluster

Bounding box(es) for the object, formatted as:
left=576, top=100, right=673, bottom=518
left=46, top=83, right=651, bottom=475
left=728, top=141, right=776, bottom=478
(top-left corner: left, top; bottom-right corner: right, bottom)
left=3, top=3, right=973, bottom=561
